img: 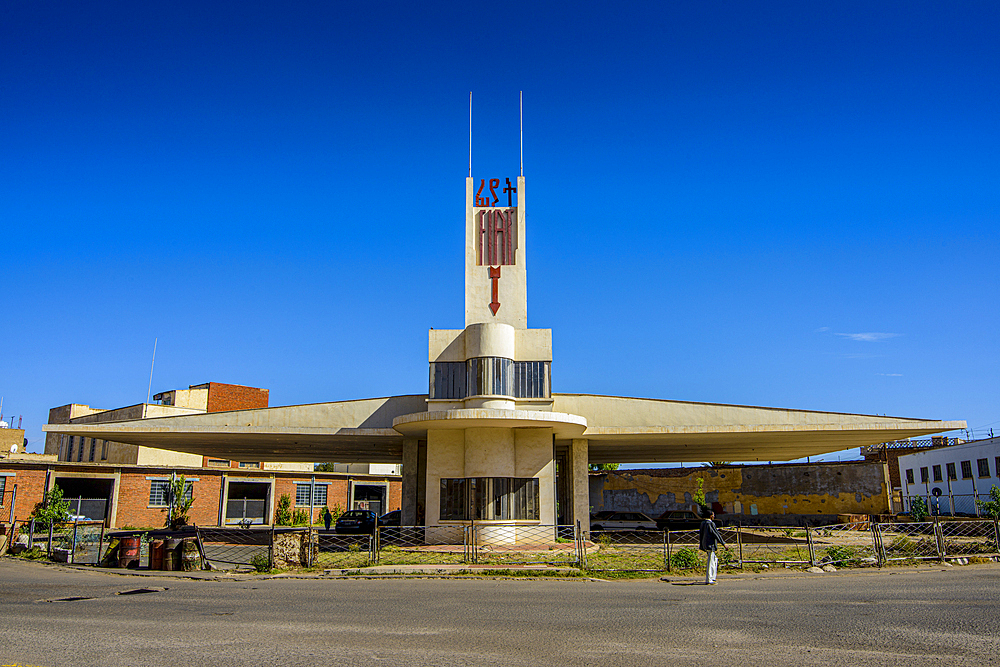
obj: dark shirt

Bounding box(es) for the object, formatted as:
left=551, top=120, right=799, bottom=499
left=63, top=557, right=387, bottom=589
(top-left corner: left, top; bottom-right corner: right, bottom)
left=699, top=519, right=726, bottom=552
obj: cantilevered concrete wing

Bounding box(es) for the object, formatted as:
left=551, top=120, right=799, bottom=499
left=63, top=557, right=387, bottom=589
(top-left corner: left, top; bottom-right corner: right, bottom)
left=42, top=392, right=963, bottom=464
left=552, top=394, right=964, bottom=464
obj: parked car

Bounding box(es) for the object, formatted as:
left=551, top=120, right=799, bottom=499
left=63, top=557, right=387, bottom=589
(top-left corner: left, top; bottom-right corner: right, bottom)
left=655, top=509, right=722, bottom=531
left=335, top=509, right=378, bottom=534
left=378, top=510, right=401, bottom=526
left=590, top=510, right=615, bottom=522
left=590, top=511, right=657, bottom=531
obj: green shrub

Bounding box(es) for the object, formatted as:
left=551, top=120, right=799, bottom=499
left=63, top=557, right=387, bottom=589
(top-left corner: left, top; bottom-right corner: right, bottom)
left=672, top=547, right=701, bottom=570
left=163, top=475, right=195, bottom=530
left=976, top=485, right=1000, bottom=520
left=825, top=545, right=864, bottom=565
left=250, top=552, right=271, bottom=573
left=274, top=494, right=292, bottom=526
left=292, top=509, right=309, bottom=526
left=910, top=497, right=928, bottom=522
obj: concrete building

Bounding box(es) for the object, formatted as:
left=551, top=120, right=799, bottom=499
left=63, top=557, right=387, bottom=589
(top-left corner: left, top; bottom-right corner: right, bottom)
left=44, top=169, right=964, bottom=540
left=897, top=436, right=1000, bottom=516
left=45, top=383, right=310, bottom=472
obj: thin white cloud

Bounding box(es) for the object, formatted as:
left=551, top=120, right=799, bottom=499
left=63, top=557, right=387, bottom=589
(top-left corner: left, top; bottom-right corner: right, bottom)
left=814, top=326, right=830, bottom=333
left=835, top=332, right=901, bottom=342
left=876, top=373, right=903, bottom=377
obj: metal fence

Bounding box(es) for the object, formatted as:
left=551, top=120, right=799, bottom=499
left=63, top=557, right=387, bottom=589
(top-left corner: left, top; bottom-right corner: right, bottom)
left=6, top=518, right=999, bottom=573
left=901, top=493, right=992, bottom=517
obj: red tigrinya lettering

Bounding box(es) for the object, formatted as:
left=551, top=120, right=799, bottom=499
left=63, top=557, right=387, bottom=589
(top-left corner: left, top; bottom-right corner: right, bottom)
left=475, top=179, right=488, bottom=207
left=478, top=210, right=486, bottom=266
left=489, top=178, right=500, bottom=206
left=476, top=208, right=518, bottom=266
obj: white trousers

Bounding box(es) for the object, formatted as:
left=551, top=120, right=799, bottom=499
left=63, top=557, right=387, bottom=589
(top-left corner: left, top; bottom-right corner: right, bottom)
left=705, top=550, right=718, bottom=584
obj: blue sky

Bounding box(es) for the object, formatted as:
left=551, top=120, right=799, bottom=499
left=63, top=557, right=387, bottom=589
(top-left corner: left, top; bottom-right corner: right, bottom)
left=2, top=1, right=997, bottom=462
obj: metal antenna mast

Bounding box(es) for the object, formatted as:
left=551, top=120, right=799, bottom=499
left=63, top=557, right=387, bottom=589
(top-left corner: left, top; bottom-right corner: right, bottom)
left=146, top=337, right=157, bottom=404
left=520, top=91, right=523, bottom=177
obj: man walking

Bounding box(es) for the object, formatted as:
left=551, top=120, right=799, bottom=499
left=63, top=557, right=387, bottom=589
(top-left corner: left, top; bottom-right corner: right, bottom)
left=698, top=509, right=726, bottom=585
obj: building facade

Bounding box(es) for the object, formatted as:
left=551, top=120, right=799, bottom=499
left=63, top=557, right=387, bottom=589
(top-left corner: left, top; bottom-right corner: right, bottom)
left=898, top=436, right=1000, bottom=516
left=0, top=459, right=400, bottom=528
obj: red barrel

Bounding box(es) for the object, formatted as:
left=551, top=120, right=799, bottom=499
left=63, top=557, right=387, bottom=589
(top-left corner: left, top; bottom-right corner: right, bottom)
left=118, top=536, right=141, bottom=568
left=150, top=540, right=164, bottom=570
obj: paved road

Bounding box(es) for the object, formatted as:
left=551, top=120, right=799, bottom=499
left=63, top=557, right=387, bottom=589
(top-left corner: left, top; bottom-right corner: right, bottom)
left=1, top=559, right=998, bottom=666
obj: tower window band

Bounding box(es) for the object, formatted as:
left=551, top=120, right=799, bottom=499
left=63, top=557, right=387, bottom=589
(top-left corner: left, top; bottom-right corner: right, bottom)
left=430, top=359, right=550, bottom=399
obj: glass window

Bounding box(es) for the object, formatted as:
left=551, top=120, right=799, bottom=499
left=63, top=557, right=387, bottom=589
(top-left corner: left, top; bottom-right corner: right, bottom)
left=905, top=469, right=914, bottom=484
left=440, top=477, right=539, bottom=521
left=206, top=459, right=229, bottom=467
left=919, top=467, right=929, bottom=483
left=932, top=465, right=942, bottom=482
left=513, top=361, right=551, bottom=399
left=89, top=438, right=97, bottom=462
left=946, top=463, right=957, bottom=481
left=995, top=457, right=1000, bottom=477
left=977, top=458, right=990, bottom=477
left=149, top=481, right=170, bottom=506
left=149, top=480, right=192, bottom=506
left=77, top=437, right=85, bottom=462
left=238, top=462, right=260, bottom=469
left=430, top=362, right=466, bottom=400
left=440, top=478, right=468, bottom=521
left=0, top=477, right=6, bottom=504
left=466, top=357, right=514, bottom=397
left=100, top=440, right=108, bottom=460
left=961, top=461, right=973, bottom=479
left=295, top=483, right=326, bottom=506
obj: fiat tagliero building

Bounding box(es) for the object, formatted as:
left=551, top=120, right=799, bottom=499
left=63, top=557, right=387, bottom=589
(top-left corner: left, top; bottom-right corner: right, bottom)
left=44, top=169, right=964, bottom=539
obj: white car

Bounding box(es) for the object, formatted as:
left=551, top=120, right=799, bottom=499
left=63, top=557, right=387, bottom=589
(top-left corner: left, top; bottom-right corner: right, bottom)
left=590, top=511, right=657, bottom=531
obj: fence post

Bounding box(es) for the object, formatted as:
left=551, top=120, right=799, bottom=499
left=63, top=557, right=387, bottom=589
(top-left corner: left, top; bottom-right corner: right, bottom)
left=666, top=529, right=672, bottom=572
left=806, top=526, right=816, bottom=566
left=194, top=525, right=209, bottom=570
left=575, top=520, right=583, bottom=569
left=268, top=526, right=275, bottom=571
left=371, top=527, right=378, bottom=566
left=736, top=525, right=744, bottom=569
left=70, top=520, right=79, bottom=565
left=933, top=516, right=945, bottom=561
left=994, top=519, right=1000, bottom=555
left=47, top=522, right=54, bottom=556
left=662, top=530, right=668, bottom=572
left=28, top=518, right=35, bottom=552
left=873, top=523, right=885, bottom=567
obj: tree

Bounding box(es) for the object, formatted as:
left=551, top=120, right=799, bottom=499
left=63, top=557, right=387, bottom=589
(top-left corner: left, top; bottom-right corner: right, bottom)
left=28, top=486, right=71, bottom=530
left=314, top=463, right=338, bottom=472
left=163, top=475, right=194, bottom=530
left=589, top=463, right=620, bottom=471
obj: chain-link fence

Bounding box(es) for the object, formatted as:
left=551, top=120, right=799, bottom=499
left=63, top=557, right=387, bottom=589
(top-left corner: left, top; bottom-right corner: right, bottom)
left=876, top=520, right=1000, bottom=562
left=314, top=530, right=374, bottom=568
left=468, top=524, right=580, bottom=566
left=196, top=526, right=271, bottom=567
left=811, top=522, right=880, bottom=566
left=584, top=528, right=668, bottom=571
left=372, top=525, right=465, bottom=566
left=902, top=493, right=990, bottom=517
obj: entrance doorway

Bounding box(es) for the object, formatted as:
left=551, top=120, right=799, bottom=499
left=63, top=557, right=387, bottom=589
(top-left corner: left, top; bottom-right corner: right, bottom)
left=352, top=483, right=387, bottom=517
left=54, top=477, right=114, bottom=523
left=225, top=481, right=271, bottom=525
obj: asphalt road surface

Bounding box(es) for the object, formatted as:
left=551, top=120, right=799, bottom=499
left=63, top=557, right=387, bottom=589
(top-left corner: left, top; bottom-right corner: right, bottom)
left=1, top=559, right=998, bottom=666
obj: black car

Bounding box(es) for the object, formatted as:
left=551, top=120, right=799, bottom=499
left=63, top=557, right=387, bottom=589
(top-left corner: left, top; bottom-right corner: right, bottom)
left=378, top=510, right=401, bottom=526
left=335, top=509, right=378, bottom=534
left=655, top=509, right=721, bottom=531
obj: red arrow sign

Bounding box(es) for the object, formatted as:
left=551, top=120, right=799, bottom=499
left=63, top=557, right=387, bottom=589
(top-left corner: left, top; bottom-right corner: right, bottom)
left=489, top=266, right=501, bottom=315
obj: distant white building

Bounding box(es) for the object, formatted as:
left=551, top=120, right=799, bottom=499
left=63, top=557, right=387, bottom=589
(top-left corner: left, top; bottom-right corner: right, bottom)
left=898, top=437, right=1000, bottom=515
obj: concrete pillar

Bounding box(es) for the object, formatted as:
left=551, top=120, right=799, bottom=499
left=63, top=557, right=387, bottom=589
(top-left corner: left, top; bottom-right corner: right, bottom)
left=401, top=438, right=418, bottom=526
left=570, top=438, right=590, bottom=533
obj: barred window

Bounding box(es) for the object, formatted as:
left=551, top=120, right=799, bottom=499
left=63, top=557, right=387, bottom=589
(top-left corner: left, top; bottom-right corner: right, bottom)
left=905, top=469, right=914, bottom=485
left=932, top=465, right=942, bottom=482
left=206, top=459, right=230, bottom=467
left=995, top=458, right=1000, bottom=478
left=946, top=463, right=957, bottom=481
left=149, top=481, right=170, bottom=506
left=440, top=477, right=539, bottom=521
left=149, top=480, right=193, bottom=507
left=961, top=461, right=973, bottom=479
left=919, top=467, right=929, bottom=483
left=89, top=438, right=97, bottom=462
left=238, top=462, right=260, bottom=469
left=0, top=477, right=6, bottom=504
left=977, top=458, right=990, bottom=477
left=295, top=483, right=328, bottom=506
left=77, top=437, right=85, bottom=462
left=467, top=357, right=514, bottom=397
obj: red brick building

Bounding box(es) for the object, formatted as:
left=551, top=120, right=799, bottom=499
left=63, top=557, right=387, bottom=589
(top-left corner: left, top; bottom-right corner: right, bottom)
left=0, top=460, right=400, bottom=529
